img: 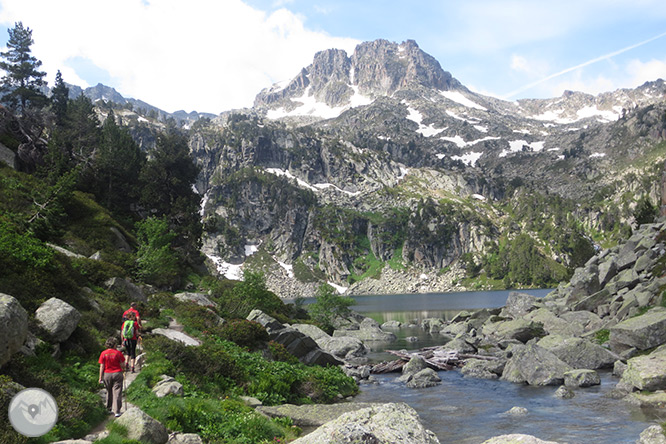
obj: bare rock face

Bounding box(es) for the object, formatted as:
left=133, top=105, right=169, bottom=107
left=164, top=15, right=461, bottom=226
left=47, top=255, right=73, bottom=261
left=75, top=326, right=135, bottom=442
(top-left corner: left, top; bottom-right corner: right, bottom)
left=247, top=310, right=342, bottom=366
left=501, top=343, right=572, bottom=386
left=35, top=297, right=81, bottom=343
left=114, top=407, right=168, bottom=444
left=289, top=402, right=440, bottom=444
left=610, top=308, right=666, bottom=354
left=0, top=293, right=28, bottom=367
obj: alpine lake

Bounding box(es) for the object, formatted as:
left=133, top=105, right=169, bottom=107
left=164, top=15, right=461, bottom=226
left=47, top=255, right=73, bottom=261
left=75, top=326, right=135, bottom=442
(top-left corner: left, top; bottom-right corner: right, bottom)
left=303, top=289, right=660, bottom=444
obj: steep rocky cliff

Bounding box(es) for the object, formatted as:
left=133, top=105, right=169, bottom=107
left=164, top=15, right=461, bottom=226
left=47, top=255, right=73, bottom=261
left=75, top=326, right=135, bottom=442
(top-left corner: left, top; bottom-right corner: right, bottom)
left=188, top=39, right=666, bottom=297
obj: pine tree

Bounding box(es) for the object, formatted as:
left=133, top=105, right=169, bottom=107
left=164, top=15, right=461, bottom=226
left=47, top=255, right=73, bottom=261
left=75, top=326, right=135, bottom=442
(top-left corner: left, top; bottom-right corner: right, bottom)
left=140, top=127, right=202, bottom=259
left=51, top=70, right=69, bottom=126
left=0, top=22, right=47, bottom=113
left=94, top=111, right=145, bottom=213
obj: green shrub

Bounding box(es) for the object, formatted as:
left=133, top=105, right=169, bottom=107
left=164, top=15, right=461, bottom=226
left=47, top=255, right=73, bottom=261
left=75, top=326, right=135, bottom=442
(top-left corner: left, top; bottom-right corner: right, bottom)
left=145, top=336, right=244, bottom=389
left=296, top=365, right=359, bottom=403
left=593, top=329, right=610, bottom=345
left=219, top=270, right=287, bottom=318
left=70, top=257, right=125, bottom=286
left=268, top=341, right=299, bottom=364
left=135, top=216, right=180, bottom=288
left=307, top=283, right=353, bottom=332
left=220, top=319, right=269, bottom=349
left=172, top=302, right=224, bottom=336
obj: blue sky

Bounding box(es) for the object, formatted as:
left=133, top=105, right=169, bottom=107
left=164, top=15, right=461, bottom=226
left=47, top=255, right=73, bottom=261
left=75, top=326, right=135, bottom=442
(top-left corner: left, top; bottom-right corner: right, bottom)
left=0, top=0, right=665, bottom=113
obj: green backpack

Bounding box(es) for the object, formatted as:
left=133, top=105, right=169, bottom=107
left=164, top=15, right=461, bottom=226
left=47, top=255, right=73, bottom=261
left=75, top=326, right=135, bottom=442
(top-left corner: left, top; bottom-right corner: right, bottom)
left=122, top=320, right=135, bottom=339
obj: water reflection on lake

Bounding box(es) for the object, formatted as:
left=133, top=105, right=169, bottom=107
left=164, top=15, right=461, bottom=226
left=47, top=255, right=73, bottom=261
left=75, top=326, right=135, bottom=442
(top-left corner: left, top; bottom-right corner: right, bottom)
left=350, top=288, right=554, bottom=325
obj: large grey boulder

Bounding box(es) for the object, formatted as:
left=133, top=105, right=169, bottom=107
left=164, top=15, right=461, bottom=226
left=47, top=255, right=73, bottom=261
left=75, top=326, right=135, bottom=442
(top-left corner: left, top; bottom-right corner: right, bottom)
left=105, top=277, right=147, bottom=303
left=501, top=343, right=572, bottom=386
left=248, top=310, right=342, bottom=366
left=167, top=432, right=203, bottom=444
left=291, top=323, right=330, bottom=341
left=563, top=264, right=600, bottom=304
left=624, top=391, right=666, bottom=410
left=247, top=309, right=284, bottom=334
left=174, top=292, right=217, bottom=308
left=501, top=291, right=539, bottom=319
left=609, top=308, right=666, bottom=353
left=289, top=403, right=440, bottom=444
left=537, top=335, right=618, bottom=369
left=621, top=347, right=666, bottom=391
left=398, top=355, right=428, bottom=381
left=152, top=328, right=201, bottom=346
left=461, top=358, right=503, bottom=380
left=115, top=407, right=168, bottom=444
left=397, top=356, right=441, bottom=388
left=152, top=375, right=184, bottom=398
left=333, top=317, right=397, bottom=342
left=292, top=324, right=367, bottom=359
left=406, top=368, right=442, bottom=388
left=563, top=369, right=600, bottom=387
left=524, top=308, right=572, bottom=336
left=637, top=425, right=666, bottom=444
left=0, top=294, right=28, bottom=367
left=482, top=435, right=564, bottom=444
left=319, top=336, right=367, bottom=359
left=483, top=318, right=545, bottom=343
left=35, top=297, right=81, bottom=343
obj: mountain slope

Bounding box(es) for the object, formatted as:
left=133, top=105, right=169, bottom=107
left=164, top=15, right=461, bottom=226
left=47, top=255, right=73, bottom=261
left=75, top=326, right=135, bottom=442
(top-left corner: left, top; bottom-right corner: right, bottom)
left=66, top=39, right=666, bottom=298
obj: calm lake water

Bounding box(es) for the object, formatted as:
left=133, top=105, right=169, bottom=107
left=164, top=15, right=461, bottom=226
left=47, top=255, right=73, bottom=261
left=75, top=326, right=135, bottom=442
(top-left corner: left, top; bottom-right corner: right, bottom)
left=340, top=289, right=657, bottom=444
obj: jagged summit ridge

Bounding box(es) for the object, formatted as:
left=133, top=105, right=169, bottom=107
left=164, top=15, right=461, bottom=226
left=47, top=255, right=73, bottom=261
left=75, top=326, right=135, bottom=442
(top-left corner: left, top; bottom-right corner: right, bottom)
left=254, top=39, right=461, bottom=120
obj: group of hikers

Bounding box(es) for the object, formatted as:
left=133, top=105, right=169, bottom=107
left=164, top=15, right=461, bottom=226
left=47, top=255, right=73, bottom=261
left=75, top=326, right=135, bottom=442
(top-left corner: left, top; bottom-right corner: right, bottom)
left=97, top=302, right=142, bottom=417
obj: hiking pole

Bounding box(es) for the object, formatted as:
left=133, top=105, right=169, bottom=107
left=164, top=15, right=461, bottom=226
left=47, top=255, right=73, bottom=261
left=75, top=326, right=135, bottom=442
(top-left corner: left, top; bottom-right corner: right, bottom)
left=123, top=366, right=127, bottom=413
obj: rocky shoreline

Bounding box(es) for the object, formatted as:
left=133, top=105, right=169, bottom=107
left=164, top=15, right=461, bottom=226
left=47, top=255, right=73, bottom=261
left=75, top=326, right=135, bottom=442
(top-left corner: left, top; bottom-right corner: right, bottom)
left=257, top=221, right=666, bottom=443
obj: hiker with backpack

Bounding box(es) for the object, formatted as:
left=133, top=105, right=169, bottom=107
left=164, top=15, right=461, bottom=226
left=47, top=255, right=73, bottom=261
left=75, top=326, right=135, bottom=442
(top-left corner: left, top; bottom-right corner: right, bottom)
left=122, top=302, right=142, bottom=329
left=121, top=311, right=140, bottom=373
left=98, top=336, right=126, bottom=417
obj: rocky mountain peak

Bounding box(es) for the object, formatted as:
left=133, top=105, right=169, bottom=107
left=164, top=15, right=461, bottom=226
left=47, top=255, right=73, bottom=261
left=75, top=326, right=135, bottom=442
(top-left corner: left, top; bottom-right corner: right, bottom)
left=254, top=39, right=460, bottom=120
left=351, top=39, right=458, bottom=95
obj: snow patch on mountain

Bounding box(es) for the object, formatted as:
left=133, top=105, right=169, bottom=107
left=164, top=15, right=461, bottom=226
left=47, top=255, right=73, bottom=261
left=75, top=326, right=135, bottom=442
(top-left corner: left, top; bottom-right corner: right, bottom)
left=576, top=106, right=621, bottom=122
left=206, top=254, right=243, bottom=281
left=405, top=105, right=446, bottom=137
left=266, top=168, right=361, bottom=196
left=441, top=135, right=500, bottom=148
left=266, top=85, right=372, bottom=120
left=440, top=90, right=487, bottom=111
left=500, top=140, right=546, bottom=157
left=451, top=151, right=483, bottom=166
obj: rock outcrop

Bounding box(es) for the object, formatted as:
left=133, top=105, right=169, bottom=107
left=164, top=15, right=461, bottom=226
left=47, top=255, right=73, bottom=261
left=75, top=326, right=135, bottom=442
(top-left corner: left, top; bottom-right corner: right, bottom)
left=35, top=297, right=81, bottom=343
left=152, top=375, right=184, bottom=398
left=0, top=293, right=28, bottom=367
left=114, top=407, right=168, bottom=444
left=248, top=310, right=342, bottom=366
left=288, top=403, right=440, bottom=444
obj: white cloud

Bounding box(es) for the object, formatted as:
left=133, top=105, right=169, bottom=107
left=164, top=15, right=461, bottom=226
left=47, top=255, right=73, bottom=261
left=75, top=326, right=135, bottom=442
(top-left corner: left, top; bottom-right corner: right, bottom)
left=627, top=58, right=666, bottom=87
left=510, top=54, right=550, bottom=79
left=0, top=0, right=358, bottom=113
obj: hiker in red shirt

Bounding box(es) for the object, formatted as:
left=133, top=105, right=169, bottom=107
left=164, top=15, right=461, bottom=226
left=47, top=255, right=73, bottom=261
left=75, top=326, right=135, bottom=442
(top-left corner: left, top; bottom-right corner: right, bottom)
left=121, top=311, right=141, bottom=373
left=98, top=337, right=126, bottom=417
left=122, top=302, right=142, bottom=329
